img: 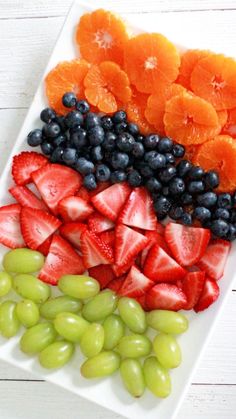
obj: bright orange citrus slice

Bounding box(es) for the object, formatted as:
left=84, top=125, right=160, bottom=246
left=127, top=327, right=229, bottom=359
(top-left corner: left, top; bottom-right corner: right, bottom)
left=221, top=107, right=236, bottom=138
left=176, top=49, right=210, bottom=89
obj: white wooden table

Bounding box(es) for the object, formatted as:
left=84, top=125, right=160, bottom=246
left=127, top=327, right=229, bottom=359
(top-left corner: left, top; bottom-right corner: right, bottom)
left=0, top=1, right=236, bottom=418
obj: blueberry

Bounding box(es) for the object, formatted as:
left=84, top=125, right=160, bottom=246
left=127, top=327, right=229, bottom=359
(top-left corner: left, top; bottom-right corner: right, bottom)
left=65, top=110, right=83, bottom=128
left=230, top=208, right=236, bottom=223
left=143, top=134, right=160, bottom=150
left=54, top=116, right=67, bottom=132
left=112, top=110, right=127, bottom=124
left=42, top=122, right=61, bottom=138
left=76, top=157, right=95, bottom=175
left=85, top=113, right=101, bottom=129
left=158, top=166, right=176, bottom=183
left=180, top=192, right=193, bottom=205
left=194, top=206, right=211, bottom=222
left=232, top=191, right=236, bottom=205
left=169, top=205, right=184, bottom=220
left=165, top=153, right=175, bottom=164
left=217, top=193, right=232, bottom=209
left=88, top=126, right=105, bottom=146
left=27, top=129, right=43, bottom=147
left=226, top=224, right=236, bottom=241
left=169, top=177, right=185, bottom=196
left=132, top=142, right=145, bottom=158
left=117, top=132, right=135, bottom=152
left=114, top=122, right=127, bottom=134
left=40, top=142, right=54, bottom=156
left=153, top=195, right=172, bottom=219
left=187, top=180, right=205, bottom=194
left=214, top=208, right=230, bottom=221
left=181, top=212, right=193, bottom=225
left=102, top=132, right=117, bottom=151
left=71, top=128, right=87, bottom=149
left=188, top=166, right=205, bottom=180
left=146, top=177, right=162, bottom=193
left=62, top=92, right=77, bottom=108
left=127, top=170, right=142, bottom=187
left=83, top=174, right=97, bottom=191
left=62, top=148, right=78, bottom=166
left=53, top=133, right=67, bottom=148
left=172, top=144, right=185, bottom=158
left=75, top=100, right=90, bottom=114
left=96, top=164, right=111, bottom=182
left=40, top=108, right=56, bottom=124
left=146, top=152, right=166, bottom=170
left=197, top=192, right=217, bottom=208
left=50, top=147, right=64, bottom=163
left=157, top=137, right=173, bottom=153
left=204, top=170, right=219, bottom=189
left=111, top=152, right=129, bottom=169
left=136, top=135, right=144, bottom=143
left=176, top=160, right=192, bottom=177
left=91, top=145, right=103, bottom=162
left=135, top=161, right=154, bottom=178
left=162, top=186, right=170, bottom=197
left=101, top=116, right=113, bottom=131
left=127, top=122, right=139, bottom=136
left=211, top=219, right=229, bottom=237
left=110, top=170, right=127, bottom=183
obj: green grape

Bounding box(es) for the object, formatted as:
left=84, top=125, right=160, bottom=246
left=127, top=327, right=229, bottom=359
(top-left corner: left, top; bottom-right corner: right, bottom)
left=20, top=322, right=57, bottom=355
left=103, top=314, right=125, bottom=350
left=40, top=296, right=82, bottom=320
left=146, top=310, right=188, bottom=335
left=82, top=290, right=118, bottom=322
left=143, top=356, right=171, bottom=398
left=117, top=297, right=146, bottom=334
left=120, top=359, right=145, bottom=398
left=58, top=275, right=100, bottom=299
left=54, top=312, right=89, bottom=342
left=0, top=300, right=20, bottom=338
left=80, top=323, right=104, bottom=358
left=0, top=271, right=12, bottom=297
left=3, top=248, right=44, bottom=274
left=39, top=341, right=74, bottom=369
left=153, top=333, right=182, bottom=369
left=13, top=274, right=51, bottom=304
left=81, top=351, right=120, bottom=378
left=117, top=334, right=151, bottom=358
left=16, top=300, right=40, bottom=328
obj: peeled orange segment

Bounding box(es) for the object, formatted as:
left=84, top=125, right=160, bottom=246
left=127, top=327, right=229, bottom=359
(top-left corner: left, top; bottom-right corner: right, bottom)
left=217, top=110, right=228, bottom=129
left=190, top=53, right=236, bottom=110
left=163, top=93, right=220, bottom=145
left=84, top=61, right=132, bottom=113
left=176, top=49, right=210, bottom=89
left=124, top=33, right=180, bottom=94
left=45, top=59, right=90, bottom=115
left=76, top=9, right=129, bottom=65
left=125, top=87, right=155, bottom=135
left=193, top=135, right=236, bottom=192
left=222, top=107, right=236, bottom=138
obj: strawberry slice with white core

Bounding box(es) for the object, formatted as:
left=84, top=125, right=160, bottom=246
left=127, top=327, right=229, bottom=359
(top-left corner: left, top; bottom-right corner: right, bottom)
left=0, top=204, right=25, bottom=248
left=119, top=265, right=154, bottom=298
left=12, top=151, right=48, bottom=186
left=165, top=222, right=211, bottom=266
left=99, top=230, right=115, bottom=247
left=115, top=224, right=148, bottom=269
left=39, top=235, right=85, bottom=285
left=88, top=264, right=115, bottom=289
left=81, top=229, right=114, bottom=268
left=88, top=212, right=114, bottom=233
left=144, top=244, right=187, bottom=282
left=58, top=196, right=93, bottom=222
left=112, top=257, right=136, bottom=277
left=146, top=283, right=187, bottom=311
left=76, top=186, right=90, bottom=202
left=37, top=236, right=52, bottom=256
left=141, top=230, right=170, bottom=267
left=91, top=182, right=131, bottom=221
left=197, top=239, right=231, bottom=280
left=118, top=187, right=157, bottom=230
left=20, top=207, right=61, bottom=250
left=89, top=181, right=111, bottom=197
left=182, top=271, right=206, bottom=310
left=32, top=163, right=82, bottom=214
left=194, top=277, right=220, bottom=312
left=9, top=185, right=47, bottom=211
left=59, top=222, right=87, bottom=249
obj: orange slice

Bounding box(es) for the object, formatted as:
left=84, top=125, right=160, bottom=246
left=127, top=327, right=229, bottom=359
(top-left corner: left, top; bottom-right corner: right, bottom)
left=221, top=107, right=236, bottom=138
left=125, top=87, right=155, bottom=135
left=217, top=109, right=228, bottom=129
left=176, top=49, right=210, bottom=89
left=76, top=9, right=129, bottom=66
left=124, top=33, right=180, bottom=94
left=45, top=59, right=90, bottom=115
left=190, top=53, right=236, bottom=110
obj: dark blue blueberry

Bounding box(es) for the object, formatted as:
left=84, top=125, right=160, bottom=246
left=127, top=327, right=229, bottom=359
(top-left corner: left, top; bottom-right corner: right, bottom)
left=53, top=134, right=67, bottom=148
left=110, top=170, right=127, bottom=183
left=211, top=219, right=229, bottom=237
left=112, top=110, right=127, bottom=124
left=27, top=129, right=43, bottom=147
left=88, top=126, right=105, bottom=146
left=101, top=116, right=113, bottom=131
left=62, top=92, right=77, bottom=108
left=96, top=164, right=111, bottom=182
left=214, top=208, right=230, bottom=221
left=157, top=137, right=173, bottom=153
left=111, top=152, right=129, bottom=169
left=127, top=170, right=142, bottom=187
left=143, top=134, right=160, bottom=150
left=153, top=195, right=172, bottom=220
left=217, top=193, right=232, bottom=209
left=180, top=192, right=193, bottom=205
left=114, top=122, right=127, bottom=134
left=230, top=208, right=236, bottom=223
left=181, top=212, right=193, bottom=225
left=40, top=142, right=54, bottom=156
left=40, top=108, right=56, bottom=124
left=91, top=145, right=103, bottom=162
left=102, top=132, right=117, bottom=151
left=75, top=100, right=90, bottom=114
left=187, top=180, right=205, bottom=194
left=62, top=148, right=78, bottom=166
left=132, top=142, right=145, bottom=158
left=146, top=152, right=166, bottom=170
left=71, top=128, right=87, bottom=149
left=54, top=116, right=67, bottom=132
left=162, top=186, right=170, bottom=197
left=127, top=122, right=139, bottom=136
left=158, top=166, right=176, bottom=184
left=226, top=224, right=236, bottom=241
left=76, top=157, right=95, bottom=175
left=232, top=191, right=236, bottom=205
left=135, top=161, right=154, bottom=178
left=85, top=112, right=101, bottom=129
left=165, top=153, right=175, bottom=164
left=136, top=135, right=144, bottom=143
left=188, top=166, right=205, bottom=180
left=176, top=160, right=192, bottom=177
left=42, top=122, right=61, bottom=138
left=204, top=170, right=219, bottom=190
left=117, top=132, right=135, bottom=152
left=169, top=205, right=184, bottom=220
left=193, top=206, right=211, bottom=222
left=83, top=174, right=97, bottom=191
left=50, top=147, right=64, bottom=163
left=169, top=177, right=185, bottom=196
left=172, top=144, right=185, bottom=158
left=197, top=192, right=217, bottom=208
left=146, top=177, right=162, bottom=193
left=65, top=110, right=83, bottom=128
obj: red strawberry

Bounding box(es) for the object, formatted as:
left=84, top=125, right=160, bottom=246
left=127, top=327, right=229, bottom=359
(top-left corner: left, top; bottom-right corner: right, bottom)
left=88, top=264, right=115, bottom=289
left=119, top=265, right=154, bottom=298
left=107, top=276, right=125, bottom=293
left=146, top=283, right=187, bottom=311
left=0, top=204, right=25, bottom=249
left=165, top=222, right=211, bottom=266
left=76, top=186, right=90, bottom=202
left=88, top=212, right=114, bottom=233
left=91, top=183, right=131, bottom=221
left=140, top=230, right=170, bottom=267
left=194, top=277, right=220, bottom=312
left=58, top=196, right=93, bottom=222
left=81, top=229, right=114, bottom=268
left=89, top=181, right=111, bottom=197
left=20, top=207, right=61, bottom=250
left=37, top=236, right=52, bottom=256
left=144, top=244, right=187, bottom=282
left=12, top=152, right=48, bottom=186
left=115, top=224, right=148, bottom=269
left=59, top=222, right=87, bottom=249
left=182, top=271, right=206, bottom=310
left=118, top=187, right=157, bottom=230
left=39, top=235, right=85, bottom=285
left=32, top=164, right=82, bottom=213
left=156, top=223, right=165, bottom=236
left=112, top=257, right=136, bottom=277
left=9, top=185, right=47, bottom=211
left=135, top=294, right=149, bottom=311
left=197, top=239, right=231, bottom=280
left=99, top=230, right=115, bottom=247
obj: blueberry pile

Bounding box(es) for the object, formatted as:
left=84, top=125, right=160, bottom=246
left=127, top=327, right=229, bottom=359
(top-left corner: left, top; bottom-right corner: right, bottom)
left=27, top=92, right=236, bottom=241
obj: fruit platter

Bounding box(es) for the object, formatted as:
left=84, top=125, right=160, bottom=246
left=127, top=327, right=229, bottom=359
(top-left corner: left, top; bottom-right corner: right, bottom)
left=0, top=1, right=236, bottom=419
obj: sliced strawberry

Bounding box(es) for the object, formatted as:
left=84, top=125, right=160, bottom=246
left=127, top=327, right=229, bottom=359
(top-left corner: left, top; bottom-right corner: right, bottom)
left=9, top=185, right=47, bottom=211
left=37, top=236, right=52, bottom=256
left=119, top=265, right=154, bottom=298
left=91, top=183, right=131, bottom=221
left=88, top=264, right=115, bottom=289
left=88, top=212, right=114, bottom=233
left=112, top=257, right=136, bottom=277
left=58, top=196, right=93, bottom=222
left=76, top=186, right=90, bottom=202
left=165, top=222, right=211, bottom=266
left=99, top=230, right=115, bottom=247
left=89, top=181, right=111, bottom=197
left=144, top=244, right=187, bottom=282
left=20, top=207, right=61, bottom=250
left=197, top=239, right=231, bottom=280
left=115, top=224, right=148, bottom=270
left=140, top=231, right=170, bottom=267
left=156, top=223, right=165, bottom=236
left=135, top=294, right=149, bottom=311
left=182, top=271, right=206, bottom=310
left=146, top=283, right=187, bottom=311
left=0, top=204, right=25, bottom=249
left=194, top=277, right=220, bottom=312
left=118, top=187, right=157, bottom=230
left=59, top=222, right=87, bottom=249
left=107, top=276, right=125, bottom=293
left=39, top=235, right=85, bottom=285
left=12, top=152, right=48, bottom=186
left=32, top=164, right=82, bottom=213
left=81, top=229, right=114, bottom=268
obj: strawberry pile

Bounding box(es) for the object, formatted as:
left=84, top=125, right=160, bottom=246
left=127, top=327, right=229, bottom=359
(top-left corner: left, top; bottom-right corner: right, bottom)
left=0, top=151, right=231, bottom=313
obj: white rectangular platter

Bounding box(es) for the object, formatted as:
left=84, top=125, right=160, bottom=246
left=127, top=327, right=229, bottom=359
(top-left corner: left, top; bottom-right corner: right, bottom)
left=0, top=2, right=235, bottom=419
